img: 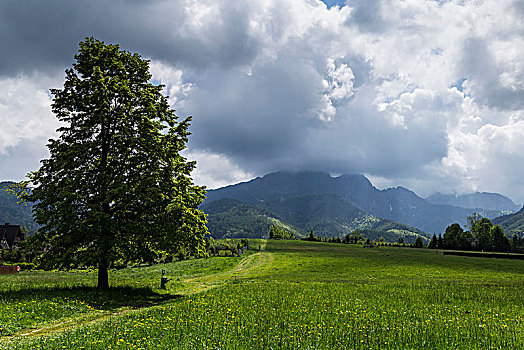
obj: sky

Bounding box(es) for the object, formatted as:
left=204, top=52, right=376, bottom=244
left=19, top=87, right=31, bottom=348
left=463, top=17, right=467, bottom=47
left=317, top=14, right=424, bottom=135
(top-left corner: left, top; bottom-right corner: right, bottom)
left=0, top=0, right=523, bottom=204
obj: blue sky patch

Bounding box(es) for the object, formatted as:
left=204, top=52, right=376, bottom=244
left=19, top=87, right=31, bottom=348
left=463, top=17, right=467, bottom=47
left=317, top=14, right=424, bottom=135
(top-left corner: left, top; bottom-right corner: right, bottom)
left=450, top=77, right=467, bottom=92
left=321, top=0, right=347, bottom=9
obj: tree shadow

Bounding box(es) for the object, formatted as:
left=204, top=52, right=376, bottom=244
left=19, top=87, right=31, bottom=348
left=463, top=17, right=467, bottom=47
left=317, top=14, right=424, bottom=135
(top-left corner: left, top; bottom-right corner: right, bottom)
left=1, top=285, right=182, bottom=311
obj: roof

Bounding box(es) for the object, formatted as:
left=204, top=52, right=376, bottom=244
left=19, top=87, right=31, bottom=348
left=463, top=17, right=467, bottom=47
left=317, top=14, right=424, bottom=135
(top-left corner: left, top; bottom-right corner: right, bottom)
left=0, top=224, right=23, bottom=249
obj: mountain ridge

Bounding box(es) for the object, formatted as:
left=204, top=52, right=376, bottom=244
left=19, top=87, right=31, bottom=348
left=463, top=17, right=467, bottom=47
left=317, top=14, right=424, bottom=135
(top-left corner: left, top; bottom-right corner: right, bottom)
left=205, top=171, right=513, bottom=234
left=201, top=192, right=430, bottom=243
left=1, top=173, right=519, bottom=240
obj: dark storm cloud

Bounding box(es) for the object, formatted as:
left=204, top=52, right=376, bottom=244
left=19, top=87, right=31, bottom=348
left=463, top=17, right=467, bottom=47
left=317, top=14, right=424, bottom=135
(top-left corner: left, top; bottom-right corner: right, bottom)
left=0, top=0, right=259, bottom=77
left=187, top=58, right=324, bottom=166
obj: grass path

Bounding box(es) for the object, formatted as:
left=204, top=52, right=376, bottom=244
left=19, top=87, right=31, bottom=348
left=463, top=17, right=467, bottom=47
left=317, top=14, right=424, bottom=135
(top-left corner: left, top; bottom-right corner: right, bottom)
left=180, top=250, right=272, bottom=292
left=2, top=249, right=273, bottom=345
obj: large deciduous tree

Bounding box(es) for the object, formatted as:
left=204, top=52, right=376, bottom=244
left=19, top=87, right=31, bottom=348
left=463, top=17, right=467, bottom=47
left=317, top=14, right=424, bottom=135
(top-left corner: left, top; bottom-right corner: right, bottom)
left=443, top=223, right=472, bottom=250
left=21, top=38, right=208, bottom=288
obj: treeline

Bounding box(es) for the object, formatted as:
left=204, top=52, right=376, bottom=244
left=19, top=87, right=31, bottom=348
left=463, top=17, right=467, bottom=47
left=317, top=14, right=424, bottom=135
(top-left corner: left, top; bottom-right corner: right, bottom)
left=268, top=214, right=524, bottom=254
left=268, top=225, right=428, bottom=248
left=428, top=213, right=522, bottom=253
left=301, top=229, right=425, bottom=248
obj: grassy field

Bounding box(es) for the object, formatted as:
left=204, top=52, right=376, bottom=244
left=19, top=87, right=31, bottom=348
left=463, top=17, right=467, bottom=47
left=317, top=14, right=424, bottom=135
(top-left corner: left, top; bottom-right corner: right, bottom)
left=2, top=240, right=524, bottom=349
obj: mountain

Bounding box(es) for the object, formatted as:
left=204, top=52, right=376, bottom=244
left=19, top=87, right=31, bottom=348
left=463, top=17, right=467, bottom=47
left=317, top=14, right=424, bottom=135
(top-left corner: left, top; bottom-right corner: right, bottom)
left=426, top=192, right=520, bottom=213
left=201, top=198, right=302, bottom=239
left=492, top=206, right=524, bottom=237
left=258, top=193, right=429, bottom=242
left=374, top=186, right=503, bottom=234
left=205, top=171, right=506, bottom=234
left=0, top=182, right=37, bottom=234
left=202, top=194, right=429, bottom=243
left=205, top=171, right=374, bottom=205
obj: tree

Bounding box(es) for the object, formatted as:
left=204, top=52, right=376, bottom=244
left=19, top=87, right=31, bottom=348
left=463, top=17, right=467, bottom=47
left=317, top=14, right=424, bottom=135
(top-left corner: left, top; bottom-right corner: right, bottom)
left=17, top=38, right=208, bottom=289
left=428, top=234, right=437, bottom=249
left=468, top=214, right=492, bottom=251
left=240, top=238, right=249, bottom=249
left=303, top=229, right=321, bottom=242
left=444, top=223, right=465, bottom=250
left=437, top=234, right=444, bottom=249
left=491, top=225, right=509, bottom=252
left=414, top=236, right=424, bottom=248
left=512, top=234, right=520, bottom=252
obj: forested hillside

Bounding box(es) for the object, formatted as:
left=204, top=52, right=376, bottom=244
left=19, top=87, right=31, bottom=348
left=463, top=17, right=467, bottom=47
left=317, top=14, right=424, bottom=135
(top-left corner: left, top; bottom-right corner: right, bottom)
left=493, top=206, right=524, bottom=237
left=258, top=193, right=429, bottom=242
left=201, top=198, right=302, bottom=239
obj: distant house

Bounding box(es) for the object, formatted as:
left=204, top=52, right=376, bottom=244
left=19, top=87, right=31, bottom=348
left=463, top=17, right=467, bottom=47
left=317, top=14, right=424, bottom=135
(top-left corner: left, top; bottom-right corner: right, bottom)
left=0, top=223, right=24, bottom=250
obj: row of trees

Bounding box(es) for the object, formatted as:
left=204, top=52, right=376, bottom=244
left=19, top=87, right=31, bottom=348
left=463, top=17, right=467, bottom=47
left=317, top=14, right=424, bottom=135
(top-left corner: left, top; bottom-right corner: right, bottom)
left=300, top=229, right=426, bottom=248
left=428, top=214, right=521, bottom=252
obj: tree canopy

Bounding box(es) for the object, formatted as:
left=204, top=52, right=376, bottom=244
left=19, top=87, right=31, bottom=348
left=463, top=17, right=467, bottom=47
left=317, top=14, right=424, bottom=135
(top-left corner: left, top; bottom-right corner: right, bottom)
left=18, top=38, right=207, bottom=288
left=468, top=214, right=493, bottom=251
left=431, top=214, right=514, bottom=252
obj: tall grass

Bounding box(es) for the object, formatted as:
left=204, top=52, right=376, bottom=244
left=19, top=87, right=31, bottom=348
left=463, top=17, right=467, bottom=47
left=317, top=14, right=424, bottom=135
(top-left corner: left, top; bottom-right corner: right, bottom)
left=3, top=240, right=524, bottom=349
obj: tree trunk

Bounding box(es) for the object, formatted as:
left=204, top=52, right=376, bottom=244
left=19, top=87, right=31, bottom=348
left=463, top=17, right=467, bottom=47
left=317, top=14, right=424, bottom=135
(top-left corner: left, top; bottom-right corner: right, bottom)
left=98, top=111, right=111, bottom=291
left=98, top=256, right=109, bottom=289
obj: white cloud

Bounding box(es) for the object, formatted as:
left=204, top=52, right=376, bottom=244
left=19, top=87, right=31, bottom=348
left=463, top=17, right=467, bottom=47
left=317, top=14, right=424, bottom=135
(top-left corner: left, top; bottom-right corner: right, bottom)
left=0, top=73, right=63, bottom=180
left=183, top=150, right=255, bottom=189
left=0, top=74, right=61, bottom=155
left=149, top=61, right=194, bottom=109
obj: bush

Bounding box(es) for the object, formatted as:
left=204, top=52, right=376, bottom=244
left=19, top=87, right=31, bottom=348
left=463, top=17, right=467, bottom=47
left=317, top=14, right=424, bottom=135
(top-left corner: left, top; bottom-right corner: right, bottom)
left=268, top=225, right=294, bottom=239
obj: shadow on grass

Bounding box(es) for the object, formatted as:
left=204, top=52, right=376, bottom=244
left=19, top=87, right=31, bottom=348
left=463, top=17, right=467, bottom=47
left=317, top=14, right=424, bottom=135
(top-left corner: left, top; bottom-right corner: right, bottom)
left=0, top=286, right=182, bottom=311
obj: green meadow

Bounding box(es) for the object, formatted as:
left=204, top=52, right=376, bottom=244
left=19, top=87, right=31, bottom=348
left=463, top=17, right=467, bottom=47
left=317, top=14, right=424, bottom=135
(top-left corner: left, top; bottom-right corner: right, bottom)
left=2, top=239, right=524, bottom=349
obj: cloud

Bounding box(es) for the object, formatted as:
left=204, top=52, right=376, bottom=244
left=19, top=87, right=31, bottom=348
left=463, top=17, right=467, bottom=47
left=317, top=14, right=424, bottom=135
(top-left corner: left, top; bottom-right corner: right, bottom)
left=182, top=150, right=255, bottom=189
left=0, top=74, right=60, bottom=151
left=0, top=0, right=265, bottom=78
left=348, top=0, right=385, bottom=33
left=0, top=0, right=523, bottom=204
left=0, top=73, right=62, bottom=180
